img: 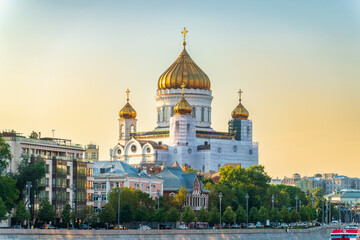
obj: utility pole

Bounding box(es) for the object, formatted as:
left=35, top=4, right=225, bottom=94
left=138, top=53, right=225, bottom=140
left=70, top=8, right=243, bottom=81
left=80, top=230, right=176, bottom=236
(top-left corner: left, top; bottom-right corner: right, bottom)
left=326, top=201, right=329, bottom=224
left=26, top=181, right=32, bottom=229
left=219, top=192, right=223, bottom=229
left=156, top=190, right=160, bottom=210
left=295, top=195, right=299, bottom=212
left=299, top=200, right=302, bottom=209
left=246, top=193, right=249, bottom=227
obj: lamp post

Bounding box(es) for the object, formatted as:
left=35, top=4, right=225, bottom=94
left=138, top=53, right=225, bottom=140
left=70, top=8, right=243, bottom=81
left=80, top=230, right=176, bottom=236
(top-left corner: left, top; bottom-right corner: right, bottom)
left=246, top=193, right=249, bottom=227
left=71, top=184, right=76, bottom=229
left=295, top=195, right=299, bottom=212
left=219, top=192, right=223, bottom=229
left=26, top=181, right=32, bottom=229
left=271, top=194, right=274, bottom=209
left=322, top=197, right=325, bottom=224
left=117, top=187, right=122, bottom=229
left=299, top=200, right=302, bottom=209
left=326, top=201, right=329, bottom=224
left=156, top=190, right=160, bottom=210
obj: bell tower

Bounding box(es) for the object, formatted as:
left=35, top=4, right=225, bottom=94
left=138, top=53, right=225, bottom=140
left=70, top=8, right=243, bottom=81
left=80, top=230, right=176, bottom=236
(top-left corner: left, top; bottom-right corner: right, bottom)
left=118, top=89, right=137, bottom=144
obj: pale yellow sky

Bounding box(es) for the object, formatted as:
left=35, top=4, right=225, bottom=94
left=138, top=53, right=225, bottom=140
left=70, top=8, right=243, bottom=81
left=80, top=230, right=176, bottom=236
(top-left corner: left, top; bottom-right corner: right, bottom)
left=0, top=0, right=359, bottom=178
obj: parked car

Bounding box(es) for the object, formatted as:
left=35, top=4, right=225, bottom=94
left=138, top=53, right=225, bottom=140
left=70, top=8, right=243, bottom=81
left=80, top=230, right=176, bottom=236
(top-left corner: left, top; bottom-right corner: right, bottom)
left=247, top=223, right=256, bottom=228
left=113, top=225, right=126, bottom=230
left=159, top=224, right=172, bottom=229
left=138, top=225, right=151, bottom=230
left=78, top=224, right=91, bottom=229
left=177, top=224, right=188, bottom=230
left=10, top=225, right=22, bottom=229
left=231, top=224, right=241, bottom=228
left=256, top=222, right=264, bottom=228
left=40, top=224, right=56, bottom=229
left=240, top=223, right=247, bottom=228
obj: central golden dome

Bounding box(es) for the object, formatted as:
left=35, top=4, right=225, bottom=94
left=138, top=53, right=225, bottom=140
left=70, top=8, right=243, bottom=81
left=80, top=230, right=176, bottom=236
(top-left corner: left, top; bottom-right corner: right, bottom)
left=157, top=44, right=211, bottom=90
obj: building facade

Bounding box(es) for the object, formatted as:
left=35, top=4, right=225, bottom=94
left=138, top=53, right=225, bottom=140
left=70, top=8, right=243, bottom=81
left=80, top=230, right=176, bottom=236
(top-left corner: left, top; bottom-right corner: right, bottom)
left=85, top=144, right=99, bottom=161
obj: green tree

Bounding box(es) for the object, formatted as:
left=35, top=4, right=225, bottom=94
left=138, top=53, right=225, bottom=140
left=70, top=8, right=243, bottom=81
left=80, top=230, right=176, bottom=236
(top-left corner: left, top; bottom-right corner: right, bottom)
left=0, top=133, right=12, bottom=172
left=166, top=207, right=180, bottom=228
left=222, top=206, right=236, bottom=228
left=258, top=206, right=269, bottom=223
left=0, top=197, right=7, bottom=221
left=235, top=205, right=247, bottom=223
left=299, top=207, right=310, bottom=222
left=152, top=208, right=166, bottom=229
left=209, top=207, right=220, bottom=226
left=13, top=202, right=30, bottom=227
left=85, top=206, right=98, bottom=228
left=61, top=202, right=72, bottom=229
left=0, top=175, right=19, bottom=212
left=280, top=206, right=290, bottom=223
left=38, top=200, right=55, bottom=225
left=249, top=207, right=259, bottom=223
left=182, top=205, right=195, bottom=227
left=121, top=203, right=133, bottom=224
left=99, top=203, right=115, bottom=229
left=29, top=131, right=39, bottom=139
left=270, top=208, right=280, bottom=222
left=168, top=187, right=188, bottom=209
left=134, top=205, right=149, bottom=222
left=196, top=206, right=210, bottom=223
left=290, top=209, right=301, bottom=223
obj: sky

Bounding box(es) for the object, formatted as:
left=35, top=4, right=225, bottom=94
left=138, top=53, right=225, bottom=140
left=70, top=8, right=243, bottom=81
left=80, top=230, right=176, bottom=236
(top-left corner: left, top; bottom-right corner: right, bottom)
left=0, top=0, right=359, bottom=178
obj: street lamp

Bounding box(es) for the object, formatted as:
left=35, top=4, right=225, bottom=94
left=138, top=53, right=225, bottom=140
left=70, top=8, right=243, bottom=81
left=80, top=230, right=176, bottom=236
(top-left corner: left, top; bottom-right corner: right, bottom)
left=295, top=195, right=299, bottom=212
left=219, top=192, right=223, bottom=229
left=26, top=181, right=32, bottom=229
left=117, top=187, right=122, bottom=229
left=71, top=184, right=76, bottom=229
left=326, top=201, right=329, bottom=224
left=156, top=190, right=160, bottom=210
left=271, top=194, right=274, bottom=209
left=299, top=200, right=302, bottom=209
left=246, top=193, right=249, bottom=227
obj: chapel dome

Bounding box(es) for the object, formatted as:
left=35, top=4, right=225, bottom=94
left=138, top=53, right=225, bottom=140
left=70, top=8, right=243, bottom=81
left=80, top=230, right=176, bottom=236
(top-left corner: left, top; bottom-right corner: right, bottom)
left=157, top=40, right=211, bottom=90
left=231, top=90, right=249, bottom=120
left=119, top=89, right=137, bottom=119
left=174, top=83, right=192, bottom=115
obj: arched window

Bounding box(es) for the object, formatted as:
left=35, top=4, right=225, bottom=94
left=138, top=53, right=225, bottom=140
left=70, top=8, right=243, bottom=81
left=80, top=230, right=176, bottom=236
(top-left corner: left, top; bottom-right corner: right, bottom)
left=208, top=107, right=210, bottom=123
left=120, top=124, right=124, bottom=139
left=187, top=123, right=190, bottom=134
left=175, top=121, right=179, bottom=137
left=162, top=106, right=166, bottom=122
left=201, top=107, right=205, bottom=122
left=192, top=107, right=196, bottom=118
left=157, top=108, right=160, bottom=123
left=171, top=107, right=175, bottom=117
left=130, top=125, right=135, bottom=132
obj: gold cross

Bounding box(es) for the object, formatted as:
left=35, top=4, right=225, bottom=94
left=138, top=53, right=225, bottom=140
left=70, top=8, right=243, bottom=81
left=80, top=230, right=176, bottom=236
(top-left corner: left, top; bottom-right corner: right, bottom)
left=238, top=89, right=243, bottom=102
left=126, top=89, right=130, bottom=102
left=181, top=27, right=188, bottom=45
left=181, top=83, right=186, bottom=96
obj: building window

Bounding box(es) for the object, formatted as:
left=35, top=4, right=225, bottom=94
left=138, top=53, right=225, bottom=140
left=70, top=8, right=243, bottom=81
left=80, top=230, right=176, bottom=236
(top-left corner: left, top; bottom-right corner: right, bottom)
left=157, top=108, right=160, bottom=123
left=201, top=107, right=205, bottom=122
left=46, top=164, right=49, bottom=174
left=192, top=107, right=196, bottom=118
left=46, top=178, right=49, bottom=187
left=94, top=183, right=98, bottom=189
left=102, top=195, right=106, bottom=201
left=93, top=195, right=98, bottom=201
left=100, top=168, right=105, bottom=173
left=162, top=106, right=166, bottom=122
left=101, top=183, right=106, bottom=189
left=187, top=123, right=190, bottom=134
left=171, top=106, right=175, bottom=117
left=67, top=166, right=70, bottom=175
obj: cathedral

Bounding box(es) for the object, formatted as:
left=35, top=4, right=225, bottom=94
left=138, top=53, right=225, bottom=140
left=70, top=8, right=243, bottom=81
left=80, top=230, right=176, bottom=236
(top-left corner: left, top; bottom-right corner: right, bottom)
left=110, top=28, right=258, bottom=172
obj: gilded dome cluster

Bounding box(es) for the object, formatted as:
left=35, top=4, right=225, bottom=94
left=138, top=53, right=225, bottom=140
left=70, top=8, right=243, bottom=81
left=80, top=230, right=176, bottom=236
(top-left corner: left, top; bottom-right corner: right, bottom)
left=231, top=90, right=249, bottom=120
left=157, top=29, right=211, bottom=91
left=119, top=89, right=137, bottom=119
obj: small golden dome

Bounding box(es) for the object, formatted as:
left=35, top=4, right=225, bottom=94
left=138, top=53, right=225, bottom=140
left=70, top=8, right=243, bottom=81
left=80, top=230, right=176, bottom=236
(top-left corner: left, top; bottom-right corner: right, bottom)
left=158, top=28, right=211, bottom=90
left=232, top=89, right=249, bottom=120
left=174, top=83, right=192, bottom=115
left=119, top=89, right=137, bottom=119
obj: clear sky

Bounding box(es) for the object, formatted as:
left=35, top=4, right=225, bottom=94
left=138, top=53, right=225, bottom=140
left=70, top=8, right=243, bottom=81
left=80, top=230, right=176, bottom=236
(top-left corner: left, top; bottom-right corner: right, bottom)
left=1, top=0, right=359, bottom=178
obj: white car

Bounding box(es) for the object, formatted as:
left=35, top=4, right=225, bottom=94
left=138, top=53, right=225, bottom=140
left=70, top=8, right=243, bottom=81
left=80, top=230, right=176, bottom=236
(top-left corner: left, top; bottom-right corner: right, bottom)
left=138, top=225, right=151, bottom=230
left=177, top=224, right=188, bottom=230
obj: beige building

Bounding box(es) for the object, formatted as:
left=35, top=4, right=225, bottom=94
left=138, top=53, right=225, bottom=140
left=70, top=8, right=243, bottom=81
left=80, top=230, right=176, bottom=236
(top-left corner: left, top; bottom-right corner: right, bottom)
left=85, top=144, right=99, bottom=161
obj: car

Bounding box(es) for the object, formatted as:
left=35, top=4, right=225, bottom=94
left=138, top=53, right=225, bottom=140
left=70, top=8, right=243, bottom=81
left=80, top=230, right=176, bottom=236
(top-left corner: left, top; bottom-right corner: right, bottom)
left=240, top=223, right=247, bottom=228
left=40, top=224, right=56, bottom=229
left=113, top=225, right=126, bottom=230
left=10, top=225, right=23, bottom=229
left=138, top=225, right=151, bottom=230
left=78, top=224, right=91, bottom=229
left=231, top=224, right=240, bottom=228
left=256, top=222, right=264, bottom=228
left=159, top=224, right=172, bottom=229
left=177, top=224, right=188, bottom=230
left=247, top=223, right=256, bottom=229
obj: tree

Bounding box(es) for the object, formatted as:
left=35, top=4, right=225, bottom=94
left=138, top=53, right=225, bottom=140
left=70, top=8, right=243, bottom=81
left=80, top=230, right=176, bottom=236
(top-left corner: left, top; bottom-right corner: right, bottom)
left=209, top=207, right=220, bottom=226
left=290, top=209, right=300, bottom=223
left=121, top=203, right=133, bottom=224
left=152, top=208, right=166, bottom=229
left=258, top=206, right=269, bottom=223
left=280, top=206, right=291, bottom=223
left=169, top=187, right=187, bottom=209
left=196, top=206, right=210, bottom=223
left=134, top=205, right=149, bottom=222
left=38, top=200, right=55, bottom=225
left=13, top=202, right=30, bottom=227
left=166, top=207, right=180, bottom=228
left=182, top=205, right=195, bottom=227
left=222, top=206, right=236, bottom=228
left=270, top=208, right=280, bottom=222
left=29, top=131, right=38, bottom=139
left=61, top=202, right=72, bottom=229
left=236, top=205, right=247, bottom=223
left=85, top=206, right=98, bottom=228
left=299, top=207, right=310, bottom=222
left=249, top=207, right=259, bottom=223
left=0, top=175, right=19, bottom=212
left=0, top=197, right=7, bottom=221
left=0, top=133, right=12, bottom=172
left=99, top=203, right=115, bottom=229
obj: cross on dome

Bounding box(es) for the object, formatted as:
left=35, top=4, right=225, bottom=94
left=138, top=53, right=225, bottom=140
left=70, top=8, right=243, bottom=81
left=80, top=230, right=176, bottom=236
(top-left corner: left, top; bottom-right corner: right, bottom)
left=238, top=89, right=243, bottom=102
left=181, top=27, right=188, bottom=46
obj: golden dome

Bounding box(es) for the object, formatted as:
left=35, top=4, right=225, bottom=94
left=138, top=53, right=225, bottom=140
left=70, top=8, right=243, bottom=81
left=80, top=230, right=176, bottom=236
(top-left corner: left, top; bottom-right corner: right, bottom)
left=174, top=83, right=192, bottom=115
left=157, top=28, right=211, bottom=90
left=232, top=89, right=249, bottom=120
left=119, top=89, right=137, bottom=119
